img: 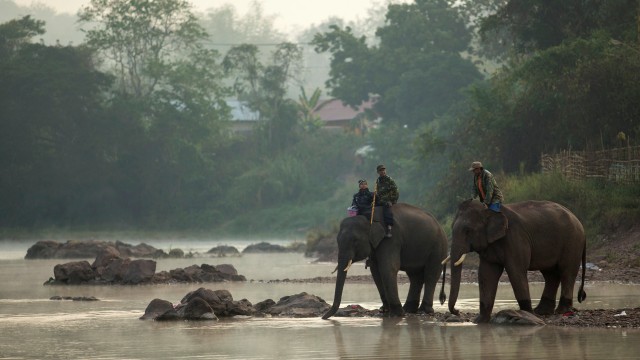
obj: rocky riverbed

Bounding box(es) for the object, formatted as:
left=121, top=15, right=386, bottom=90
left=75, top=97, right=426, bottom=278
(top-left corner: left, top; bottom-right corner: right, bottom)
left=268, top=266, right=640, bottom=328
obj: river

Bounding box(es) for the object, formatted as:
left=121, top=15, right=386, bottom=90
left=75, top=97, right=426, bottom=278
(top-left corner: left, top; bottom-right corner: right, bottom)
left=1, top=238, right=639, bottom=359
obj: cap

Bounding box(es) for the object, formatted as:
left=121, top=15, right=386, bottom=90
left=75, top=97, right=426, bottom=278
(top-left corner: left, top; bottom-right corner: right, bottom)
left=376, top=164, right=386, bottom=172
left=358, top=179, right=367, bottom=185
left=468, top=161, right=483, bottom=171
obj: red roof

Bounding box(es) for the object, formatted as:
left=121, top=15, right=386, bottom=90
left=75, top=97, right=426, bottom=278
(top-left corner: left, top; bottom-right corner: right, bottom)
left=313, top=98, right=375, bottom=123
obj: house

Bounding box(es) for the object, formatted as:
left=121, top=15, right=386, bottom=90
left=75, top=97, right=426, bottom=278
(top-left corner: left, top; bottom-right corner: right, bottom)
left=312, top=98, right=378, bottom=134
left=228, top=97, right=378, bottom=135
left=227, top=99, right=259, bottom=135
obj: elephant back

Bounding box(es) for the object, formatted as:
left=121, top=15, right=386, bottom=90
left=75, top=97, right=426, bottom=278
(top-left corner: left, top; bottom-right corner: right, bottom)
left=393, top=203, right=448, bottom=242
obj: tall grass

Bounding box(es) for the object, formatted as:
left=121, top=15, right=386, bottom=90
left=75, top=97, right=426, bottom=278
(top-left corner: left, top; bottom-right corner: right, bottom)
left=503, top=172, right=640, bottom=245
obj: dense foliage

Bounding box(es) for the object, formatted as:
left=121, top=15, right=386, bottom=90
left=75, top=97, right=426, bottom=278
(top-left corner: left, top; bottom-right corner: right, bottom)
left=1, top=0, right=639, bottom=237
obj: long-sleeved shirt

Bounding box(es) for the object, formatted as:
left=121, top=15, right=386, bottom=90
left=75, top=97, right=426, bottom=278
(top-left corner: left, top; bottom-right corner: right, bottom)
left=471, top=169, right=504, bottom=205
left=376, top=175, right=399, bottom=205
left=352, top=189, right=374, bottom=215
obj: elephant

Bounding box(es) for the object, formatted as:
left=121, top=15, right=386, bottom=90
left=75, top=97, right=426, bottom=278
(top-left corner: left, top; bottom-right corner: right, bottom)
left=322, top=203, right=448, bottom=319
left=446, top=199, right=587, bottom=323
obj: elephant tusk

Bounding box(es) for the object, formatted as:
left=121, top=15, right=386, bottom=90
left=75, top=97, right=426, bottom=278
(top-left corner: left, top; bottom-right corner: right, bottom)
left=343, top=259, right=353, bottom=272
left=454, top=253, right=466, bottom=266
left=441, top=255, right=450, bottom=265
left=331, top=265, right=338, bottom=274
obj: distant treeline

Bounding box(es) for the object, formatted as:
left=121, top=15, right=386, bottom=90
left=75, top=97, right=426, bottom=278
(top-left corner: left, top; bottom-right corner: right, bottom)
left=1, top=1, right=639, bottom=234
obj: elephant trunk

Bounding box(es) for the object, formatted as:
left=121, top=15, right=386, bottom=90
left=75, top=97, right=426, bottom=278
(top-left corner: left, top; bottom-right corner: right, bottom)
left=322, top=257, right=350, bottom=319
left=449, top=261, right=462, bottom=315
left=448, top=248, right=466, bottom=316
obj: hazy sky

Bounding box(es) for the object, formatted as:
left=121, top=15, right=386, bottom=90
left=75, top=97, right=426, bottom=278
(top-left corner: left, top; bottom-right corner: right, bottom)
left=15, top=0, right=409, bottom=33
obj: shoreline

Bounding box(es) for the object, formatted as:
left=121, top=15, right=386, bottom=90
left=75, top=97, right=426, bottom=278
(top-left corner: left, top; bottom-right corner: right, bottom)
left=268, top=268, right=640, bottom=328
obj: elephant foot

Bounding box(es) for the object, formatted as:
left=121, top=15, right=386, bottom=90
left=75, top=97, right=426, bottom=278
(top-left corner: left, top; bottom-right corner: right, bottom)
left=418, top=305, right=435, bottom=314
left=517, top=299, right=533, bottom=313
left=474, top=313, right=491, bottom=324
left=554, top=297, right=574, bottom=315
left=534, top=297, right=556, bottom=316
left=403, top=300, right=420, bottom=313
left=386, top=304, right=405, bottom=317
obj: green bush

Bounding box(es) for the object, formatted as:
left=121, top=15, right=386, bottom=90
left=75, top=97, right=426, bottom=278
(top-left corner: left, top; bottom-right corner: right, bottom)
left=503, top=172, right=640, bottom=245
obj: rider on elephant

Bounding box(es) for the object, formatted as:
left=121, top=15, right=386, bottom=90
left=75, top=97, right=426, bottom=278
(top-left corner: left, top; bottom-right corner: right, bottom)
left=351, top=179, right=374, bottom=218
left=375, top=164, right=399, bottom=238
left=469, top=161, right=503, bottom=212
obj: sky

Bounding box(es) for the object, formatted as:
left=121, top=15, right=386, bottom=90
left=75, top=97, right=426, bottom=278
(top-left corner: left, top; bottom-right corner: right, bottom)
left=14, top=0, right=409, bottom=33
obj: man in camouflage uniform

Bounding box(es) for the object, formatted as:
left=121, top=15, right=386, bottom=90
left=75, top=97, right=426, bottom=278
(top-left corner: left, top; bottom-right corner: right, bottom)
left=469, top=161, right=504, bottom=212
left=375, top=164, right=399, bottom=238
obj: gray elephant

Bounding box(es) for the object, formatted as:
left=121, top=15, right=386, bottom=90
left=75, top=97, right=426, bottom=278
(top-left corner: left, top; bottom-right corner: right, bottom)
left=322, top=203, right=448, bottom=319
left=446, top=200, right=587, bottom=323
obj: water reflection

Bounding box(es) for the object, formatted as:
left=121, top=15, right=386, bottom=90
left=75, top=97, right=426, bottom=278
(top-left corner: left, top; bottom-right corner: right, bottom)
left=1, top=241, right=639, bottom=359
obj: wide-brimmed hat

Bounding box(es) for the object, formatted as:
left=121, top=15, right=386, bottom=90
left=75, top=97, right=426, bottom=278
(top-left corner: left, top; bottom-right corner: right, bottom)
left=468, top=161, right=483, bottom=171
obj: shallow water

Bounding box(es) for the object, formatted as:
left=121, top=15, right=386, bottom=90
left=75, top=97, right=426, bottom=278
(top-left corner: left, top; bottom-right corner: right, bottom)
left=1, top=239, right=639, bottom=359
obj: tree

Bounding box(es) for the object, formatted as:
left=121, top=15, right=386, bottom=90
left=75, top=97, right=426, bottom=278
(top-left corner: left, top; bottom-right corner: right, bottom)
left=0, top=15, right=44, bottom=59
left=475, top=0, right=639, bottom=55
left=79, top=0, right=214, bottom=98
left=199, top=1, right=285, bottom=48
left=297, top=87, right=323, bottom=132
left=0, top=16, right=119, bottom=226
left=78, top=0, right=234, bottom=226
left=313, top=0, right=482, bottom=129
left=223, top=42, right=303, bottom=153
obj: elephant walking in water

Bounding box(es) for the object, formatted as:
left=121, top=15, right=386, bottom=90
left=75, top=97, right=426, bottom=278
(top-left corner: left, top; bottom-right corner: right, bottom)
left=322, top=203, right=448, bottom=319
left=447, top=200, right=587, bottom=323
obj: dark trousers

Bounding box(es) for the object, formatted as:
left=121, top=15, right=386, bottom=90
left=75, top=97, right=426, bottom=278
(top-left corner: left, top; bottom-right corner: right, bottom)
left=383, top=204, right=394, bottom=227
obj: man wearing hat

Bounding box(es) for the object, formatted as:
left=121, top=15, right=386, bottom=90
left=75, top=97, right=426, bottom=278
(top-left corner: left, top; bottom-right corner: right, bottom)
left=351, top=179, right=374, bottom=218
left=375, top=164, right=399, bottom=237
left=469, top=161, right=503, bottom=212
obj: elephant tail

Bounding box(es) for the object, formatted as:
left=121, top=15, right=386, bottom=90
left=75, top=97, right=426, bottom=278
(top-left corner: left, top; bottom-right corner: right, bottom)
left=439, top=263, right=447, bottom=305
left=578, top=242, right=587, bottom=303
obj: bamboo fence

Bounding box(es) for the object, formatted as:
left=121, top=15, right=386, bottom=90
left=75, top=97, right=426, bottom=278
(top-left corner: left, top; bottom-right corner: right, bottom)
left=541, top=146, right=640, bottom=183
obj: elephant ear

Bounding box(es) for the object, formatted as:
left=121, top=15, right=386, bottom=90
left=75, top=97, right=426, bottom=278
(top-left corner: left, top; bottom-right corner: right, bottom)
left=369, top=223, right=386, bottom=249
left=486, top=212, right=508, bottom=243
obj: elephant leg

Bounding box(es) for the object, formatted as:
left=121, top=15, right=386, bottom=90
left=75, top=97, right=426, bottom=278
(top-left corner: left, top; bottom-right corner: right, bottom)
left=506, top=267, right=532, bottom=313
left=419, top=256, right=442, bottom=314
left=369, top=259, right=389, bottom=312
left=383, top=272, right=403, bottom=317
left=476, top=261, right=504, bottom=323
left=556, top=268, right=579, bottom=314
left=403, top=272, right=423, bottom=313
left=534, top=270, right=560, bottom=315
left=556, top=297, right=574, bottom=314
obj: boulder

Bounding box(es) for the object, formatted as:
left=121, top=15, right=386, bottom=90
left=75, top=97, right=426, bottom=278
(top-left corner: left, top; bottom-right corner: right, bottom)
left=140, top=298, right=179, bottom=320
left=116, top=241, right=165, bottom=258
left=53, top=261, right=96, bottom=284
left=207, top=245, right=240, bottom=256
left=490, top=309, right=546, bottom=326
left=242, top=242, right=289, bottom=253
left=46, top=255, right=245, bottom=285
left=25, top=240, right=61, bottom=259
left=141, top=290, right=329, bottom=321
left=123, top=259, right=156, bottom=284
left=156, top=264, right=245, bottom=284
left=215, top=264, right=238, bottom=276
left=168, top=248, right=184, bottom=258
left=180, top=288, right=232, bottom=315
left=26, top=240, right=168, bottom=259
left=263, top=292, right=330, bottom=317
left=177, top=297, right=218, bottom=320
left=101, top=258, right=130, bottom=282
left=254, top=299, right=276, bottom=313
